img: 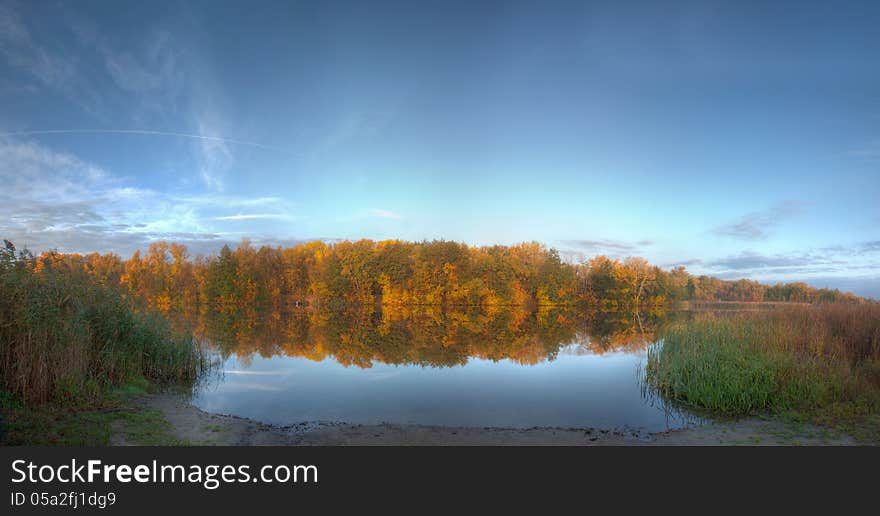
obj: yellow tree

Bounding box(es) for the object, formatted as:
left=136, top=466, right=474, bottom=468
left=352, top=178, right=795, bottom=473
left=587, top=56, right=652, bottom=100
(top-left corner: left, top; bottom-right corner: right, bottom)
left=623, top=257, right=655, bottom=309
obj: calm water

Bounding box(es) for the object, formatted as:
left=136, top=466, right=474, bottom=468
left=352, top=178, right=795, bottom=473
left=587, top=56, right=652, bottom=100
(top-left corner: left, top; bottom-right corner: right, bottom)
left=187, top=308, right=701, bottom=432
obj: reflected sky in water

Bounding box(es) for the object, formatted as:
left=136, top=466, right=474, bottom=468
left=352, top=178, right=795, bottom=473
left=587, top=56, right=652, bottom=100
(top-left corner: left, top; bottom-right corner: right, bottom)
left=190, top=309, right=699, bottom=431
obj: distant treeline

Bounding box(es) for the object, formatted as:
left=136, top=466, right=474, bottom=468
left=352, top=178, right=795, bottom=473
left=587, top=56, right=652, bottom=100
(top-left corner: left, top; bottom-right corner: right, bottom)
left=6, top=239, right=867, bottom=314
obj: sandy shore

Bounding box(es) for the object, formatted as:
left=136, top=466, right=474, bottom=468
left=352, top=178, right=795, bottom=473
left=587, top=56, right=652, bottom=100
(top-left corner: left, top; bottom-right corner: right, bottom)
left=111, top=393, right=860, bottom=446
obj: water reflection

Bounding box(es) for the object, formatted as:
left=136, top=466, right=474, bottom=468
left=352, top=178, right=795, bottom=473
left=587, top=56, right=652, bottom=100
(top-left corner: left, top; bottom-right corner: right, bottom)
left=183, top=307, right=702, bottom=432
left=186, top=306, right=671, bottom=367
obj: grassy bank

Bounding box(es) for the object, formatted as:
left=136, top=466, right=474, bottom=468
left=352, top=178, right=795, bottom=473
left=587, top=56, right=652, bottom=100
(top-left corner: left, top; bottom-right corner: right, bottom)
left=644, top=304, right=880, bottom=436
left=0, top=242, right=208, bottom=444
left=0, top=378, right=189, bottom=445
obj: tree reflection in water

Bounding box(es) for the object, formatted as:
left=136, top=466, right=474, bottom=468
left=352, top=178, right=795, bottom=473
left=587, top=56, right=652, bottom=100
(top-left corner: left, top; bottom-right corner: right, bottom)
left=174, top=306, right=685, bottom=368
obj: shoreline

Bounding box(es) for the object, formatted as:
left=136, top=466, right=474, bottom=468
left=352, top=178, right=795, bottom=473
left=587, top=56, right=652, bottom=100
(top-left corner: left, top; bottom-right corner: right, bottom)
left=111, top=393, right=863, bottom=446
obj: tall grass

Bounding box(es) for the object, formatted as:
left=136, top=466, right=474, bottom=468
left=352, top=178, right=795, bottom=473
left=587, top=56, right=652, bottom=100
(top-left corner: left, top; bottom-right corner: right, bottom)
left=0, top=254, right=208, bottom=406
left=644, top=304, right=880, bottom=417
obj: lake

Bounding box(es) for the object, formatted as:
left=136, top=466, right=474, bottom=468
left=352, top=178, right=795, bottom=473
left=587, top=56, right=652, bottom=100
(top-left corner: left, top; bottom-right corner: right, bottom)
left=185, top=307, right=702, bottom=433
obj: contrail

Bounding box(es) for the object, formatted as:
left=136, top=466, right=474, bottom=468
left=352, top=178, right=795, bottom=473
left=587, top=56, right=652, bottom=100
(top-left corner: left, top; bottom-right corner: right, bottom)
left=0, top=129, right=291, bottom=153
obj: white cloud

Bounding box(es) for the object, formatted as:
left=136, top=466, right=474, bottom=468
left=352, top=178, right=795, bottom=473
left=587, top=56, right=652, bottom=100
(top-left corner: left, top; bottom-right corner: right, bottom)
left=0, top=137, right=298, bottom=256
left=0, top=138, right=109, bottom=202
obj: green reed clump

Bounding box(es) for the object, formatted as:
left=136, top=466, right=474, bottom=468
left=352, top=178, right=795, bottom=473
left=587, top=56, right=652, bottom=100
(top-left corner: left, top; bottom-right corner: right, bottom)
left=644, top=304, right=880, bottom=417
left=0, top=245, right=207, bottom=406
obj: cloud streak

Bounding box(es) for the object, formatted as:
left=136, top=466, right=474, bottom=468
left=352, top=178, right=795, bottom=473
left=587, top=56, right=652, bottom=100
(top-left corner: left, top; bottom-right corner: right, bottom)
left=708, top=251, right=816, bottom=270
left=844, top=140, right=880, bottom=161
left=0, top=2, right=106, bottom=117
left=368, top=209, right=404, bottom=220
left=214, top=214, right=290, bottom=221
left=712, top=201, right=806, bottom=241
left=0, top=129, right=292, bottom=154
left=558, top=238, right=651, bottom=255
left=686, top=243, right=880, bottom=284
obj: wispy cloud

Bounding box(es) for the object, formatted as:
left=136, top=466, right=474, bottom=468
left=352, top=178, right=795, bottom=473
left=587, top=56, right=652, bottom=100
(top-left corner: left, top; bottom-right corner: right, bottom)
left=174, top=195, right=283, bottom=207
left=693, top=243, right=880, bottom=281
left=368, top=209, right=404, bottom=220
left=191, top=116, right=230, bottom=191
left=708, top=251, right=816, bottom=270
left=0, top=129, right=291, bottom=153
left=82, top=15, right=241, bottom=192
left=667, top=258, right=704, bottom=267
left=98, top=28, right=180, bottom=99
left=214, top=214, right=290, bottom=221
left=1, top=5, right=264, bottom=191
left=843, top=140, right=880, bottom=161
left=307, top=110, right=401, bottom=165
left=0, top=3, right=71, bottom=87
left=818, top=240, right=880, bottom=256
left=0, top=2, right=104, bottom=117
left=863, top=241, right=880, bottom=253
left=0, top=137, right=297, bottom=256
left=712, top=200, right=806, bottom=241
left=556, top=238, right=653, bottom=263
left=558, top=238, right=651, bottom=254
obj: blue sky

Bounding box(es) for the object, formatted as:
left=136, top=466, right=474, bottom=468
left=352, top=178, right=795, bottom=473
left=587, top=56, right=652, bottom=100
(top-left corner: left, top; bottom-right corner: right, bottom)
left=0, top=1, right=878, bottom=296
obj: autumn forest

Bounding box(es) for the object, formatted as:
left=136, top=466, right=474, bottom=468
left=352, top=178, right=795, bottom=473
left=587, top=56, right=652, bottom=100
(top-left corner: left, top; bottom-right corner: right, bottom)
left=11, top=239, right=865, bottom=318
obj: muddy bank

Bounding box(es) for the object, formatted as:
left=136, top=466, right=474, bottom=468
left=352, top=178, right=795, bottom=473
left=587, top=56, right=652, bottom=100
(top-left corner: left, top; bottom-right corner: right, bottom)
left=112, top=394, right=297, bottom=446
left=115, top=393, right=860, bottom=446
left=293, top=418, right=859, bottom=445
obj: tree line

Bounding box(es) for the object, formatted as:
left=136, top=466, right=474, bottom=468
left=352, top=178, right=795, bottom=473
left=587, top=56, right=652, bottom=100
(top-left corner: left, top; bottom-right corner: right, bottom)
left=10, top=238, right=866, bottom=314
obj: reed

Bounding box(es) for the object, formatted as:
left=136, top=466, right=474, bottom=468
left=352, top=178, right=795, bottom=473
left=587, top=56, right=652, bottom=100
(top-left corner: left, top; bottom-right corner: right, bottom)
left=644, top=304, right=880, bottom=417
left=0, top=256, right=207, bottom=406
